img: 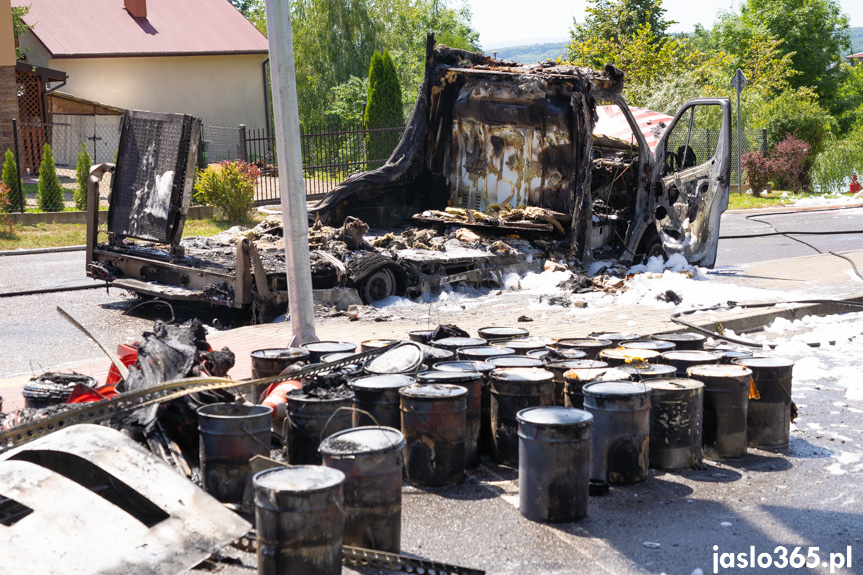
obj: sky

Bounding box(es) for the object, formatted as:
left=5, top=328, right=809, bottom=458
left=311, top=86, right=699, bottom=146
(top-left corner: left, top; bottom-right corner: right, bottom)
left=469, top=0, right=863, bottom=49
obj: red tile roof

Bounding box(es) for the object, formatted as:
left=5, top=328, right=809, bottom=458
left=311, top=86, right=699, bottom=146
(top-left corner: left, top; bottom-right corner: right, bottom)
left=847, top=52, right=863, bottom=60
left=14, top=0, right=268, bottom=58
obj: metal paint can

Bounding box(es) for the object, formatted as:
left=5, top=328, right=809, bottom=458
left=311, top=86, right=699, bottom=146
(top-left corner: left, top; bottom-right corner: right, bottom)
left=661, top=350, right=723, bottom=376
left=527, top=348, right=587, bottom=362
left=434, top=361, right=495, bottom=453
left=431, top=337, right=487, bottom=352
left=349, top=374, right=415, bottom=428
left=622, top=340, right=677, bottom=353
left=686, top=364, right=752, bottom=459
left=197, top=403, right=273, bottom=503
left=399, top=383, right=467, bottom=486
left=253, top=465, right=345, bottom=575
left=364, top=343, right=424, bottom=375
left=285, top=389, right=355, bottom=464
left=733, top=357, right=794, bottom=448
left=416, top=371, right=482, bottom=467
left=619, top=363, right=678, bottom=380
left=487, top=356, right=545, bottom=369
left=556, top=338, right=613, bottom=360
left=643, top=378, right=704, bottom=470
left=588, top=332, right=641, bottom=345
left=419, top=344, right=455, bottom=368
left=360, top=339, right=400, bottom=352
left=301, top=341, right=357, bottom=363
left=599, top=347, right=661, bottom=366
left=489, top=368, right=555, bottom=465
left=711, top=347, right=755, bottom=364
left=319, top=427, right=405, bottom=552
left=583, top=381, right=650, bottom=485
left=408, top=330, right=434, bottom=344
left=517, top=407, right=592, bottom=523
left=561, top=362, right=615, bottom=408
left=477, top=326, right=530, bottom=342
left=499, top=338, right=552, bottom=355
left=651, top=332, right=707, bottom=350
left=546, top=360, right=600, bottom=406
left=459, top=345, right=515, bottom=361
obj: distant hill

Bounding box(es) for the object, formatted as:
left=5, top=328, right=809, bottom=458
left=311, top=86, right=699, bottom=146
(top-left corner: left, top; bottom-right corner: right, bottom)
left=490, top=42, right=568, bottom=64
left=849, top=27, right=863, bottom=55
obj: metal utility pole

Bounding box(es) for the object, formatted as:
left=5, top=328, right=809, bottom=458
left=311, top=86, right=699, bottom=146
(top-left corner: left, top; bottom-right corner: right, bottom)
left=263, top=0, right=318, bottom=345
left=730, top=68, right=747, bottom=195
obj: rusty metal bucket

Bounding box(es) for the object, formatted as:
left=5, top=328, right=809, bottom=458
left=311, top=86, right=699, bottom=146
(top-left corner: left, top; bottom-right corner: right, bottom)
left=249, top=347, right=309, bottom=402
left=644, top=378, right=704, bottom=470
left=489, top=368, right=555, bottom=465
left=399, top=383, right=467, bottom=486
left=546, top=360, right=598, bottom=406
left=417, top=370, right=482, bottom=467
left=622, top=340, right=676, bottom=353
left=734, top=357, right=794, bottom=448
left=349, top=374, right=415, bottom=428
left=300, top=341, right=357, bottom=363
left=517, top=406, right=592, bottom=523
left=686, top=364, right=752, bottom=459
left=598, top=347, right=661, bottom=366
left=661, top=350, right=723, bottom=376
left=555, top=338, right=613, bottom=360
left=487, top=356, right=544, bottom=369
left=319, top=426, right=405, bottom=553
left=431, top=337, right=487, bottom=352
left=651, top=332, right=707, bottom=350
left=197, top=403, right=273, bottom=503
left=619, top=363, right=677, bottom=380
left=434, top=360, right=495, bottom=453
left=458, top=345, right=515, bottom=361
left=478, top=326, right=530, bottom=342
left=583, top=381, right=650, bottom=485
left=253, top=465, right=345, bottom=575
left=285, top=389, right=355, bottom=464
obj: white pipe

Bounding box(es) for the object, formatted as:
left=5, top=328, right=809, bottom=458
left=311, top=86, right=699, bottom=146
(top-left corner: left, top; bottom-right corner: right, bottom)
left=263, top=0, right=318, bottom=344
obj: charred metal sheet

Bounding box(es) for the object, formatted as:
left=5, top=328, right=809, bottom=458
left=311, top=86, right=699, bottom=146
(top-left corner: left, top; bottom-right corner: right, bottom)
left=0, top=424, right=250, bottom=575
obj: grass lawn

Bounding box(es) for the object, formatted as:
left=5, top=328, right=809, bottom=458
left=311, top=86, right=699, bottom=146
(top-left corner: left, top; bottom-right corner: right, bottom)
left=726, top=190, right=804, bottom=210
left=0, top=214, right=265, bottom=251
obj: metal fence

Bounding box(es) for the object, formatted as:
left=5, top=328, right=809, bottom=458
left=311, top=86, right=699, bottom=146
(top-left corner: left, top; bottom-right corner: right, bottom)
left=245, top=119, right=405, bottom=205
left=666, top=126, right=767, bottom=186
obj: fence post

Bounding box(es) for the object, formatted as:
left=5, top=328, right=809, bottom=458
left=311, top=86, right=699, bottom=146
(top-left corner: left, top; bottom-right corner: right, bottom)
left=761, top=128, right=767, bottom=155
left=11, top=119, right=24, bottom=213
left=238, top=124, right=248, bottom=162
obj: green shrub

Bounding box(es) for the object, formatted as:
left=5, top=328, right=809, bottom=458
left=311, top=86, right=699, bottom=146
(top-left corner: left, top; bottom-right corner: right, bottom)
left=761, top=87, right=833, bottom=156
left=0, top=184, right=12, bottom=232
left=811, top=127, right=863, bottom=194
left=2, top=150, right=20, bottom=212
left=37, top=144, right=64, bottom=212
left=193, top=160, right=260, bottom=222
left=74, top=143, right=92, bottom=211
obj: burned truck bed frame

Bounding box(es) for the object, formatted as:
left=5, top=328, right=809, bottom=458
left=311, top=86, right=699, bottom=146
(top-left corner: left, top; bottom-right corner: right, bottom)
left=85, top=37, right=731, bottom=314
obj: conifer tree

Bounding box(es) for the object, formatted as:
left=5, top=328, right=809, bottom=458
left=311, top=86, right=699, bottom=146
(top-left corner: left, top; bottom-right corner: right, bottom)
left=74, top=143, right=92, bottom=210
left=364, top=50, right=403, bottom=166
left=2, top=150, right=20, bottom=212
left=37, top=144, right=64, bottom=212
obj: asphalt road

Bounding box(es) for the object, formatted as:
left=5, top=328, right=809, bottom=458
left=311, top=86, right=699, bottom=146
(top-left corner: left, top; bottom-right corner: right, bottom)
left=715, top=207, right=863, bottom=267
left=2, top=206, right=863, bottom=378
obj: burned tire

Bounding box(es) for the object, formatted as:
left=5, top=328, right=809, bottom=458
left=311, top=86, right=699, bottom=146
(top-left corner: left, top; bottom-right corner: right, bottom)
left=347, top=253, right=407, bottom=304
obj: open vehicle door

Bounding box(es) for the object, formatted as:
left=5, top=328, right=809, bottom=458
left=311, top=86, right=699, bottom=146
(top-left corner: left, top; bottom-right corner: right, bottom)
left=652, top=98, right=731, bottom=267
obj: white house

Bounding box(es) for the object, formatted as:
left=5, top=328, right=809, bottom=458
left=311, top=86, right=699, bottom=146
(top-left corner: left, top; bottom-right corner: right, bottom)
left=14, top=0, right=270, bottom=133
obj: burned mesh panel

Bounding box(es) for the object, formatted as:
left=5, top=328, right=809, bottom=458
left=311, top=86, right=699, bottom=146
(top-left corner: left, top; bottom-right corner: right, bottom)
left=108, top=111, right=199, bottom=243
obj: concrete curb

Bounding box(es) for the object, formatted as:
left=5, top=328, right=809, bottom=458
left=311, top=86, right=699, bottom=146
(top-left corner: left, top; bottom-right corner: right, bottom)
left=6, top=205, right=215, bottom=225
left=0, top=245, right=85, bottom=257
left=725, top=201, right=863, bottom=215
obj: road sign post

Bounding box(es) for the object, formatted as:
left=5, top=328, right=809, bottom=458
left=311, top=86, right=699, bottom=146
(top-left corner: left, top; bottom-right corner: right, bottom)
left=730, top=68, right=747, bottom=195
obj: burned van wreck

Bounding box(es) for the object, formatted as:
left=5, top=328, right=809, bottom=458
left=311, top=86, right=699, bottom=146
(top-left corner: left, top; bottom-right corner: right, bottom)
left=85, top=35, right=730, bottom=316
left=312, top=34, right=732, bottom=268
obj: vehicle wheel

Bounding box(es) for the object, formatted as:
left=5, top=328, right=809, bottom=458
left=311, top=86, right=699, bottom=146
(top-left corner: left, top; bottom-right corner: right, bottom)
left=360, top=268, right=397, bottom=303
left=347, top=253, right=407, bottom=304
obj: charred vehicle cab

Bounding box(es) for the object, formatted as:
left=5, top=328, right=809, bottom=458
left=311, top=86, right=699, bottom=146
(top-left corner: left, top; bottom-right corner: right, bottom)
left=313, top=35, right=732, bottom=267
left=85, top=36, right=730, bottom=315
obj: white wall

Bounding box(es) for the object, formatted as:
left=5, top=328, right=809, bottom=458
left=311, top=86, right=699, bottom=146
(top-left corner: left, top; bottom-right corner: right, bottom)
left=18, top=34, right=268, bottom=132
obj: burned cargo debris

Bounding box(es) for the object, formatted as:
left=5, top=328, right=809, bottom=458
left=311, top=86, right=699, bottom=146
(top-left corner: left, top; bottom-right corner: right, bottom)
left=311, top=34, right=732, bottom=268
